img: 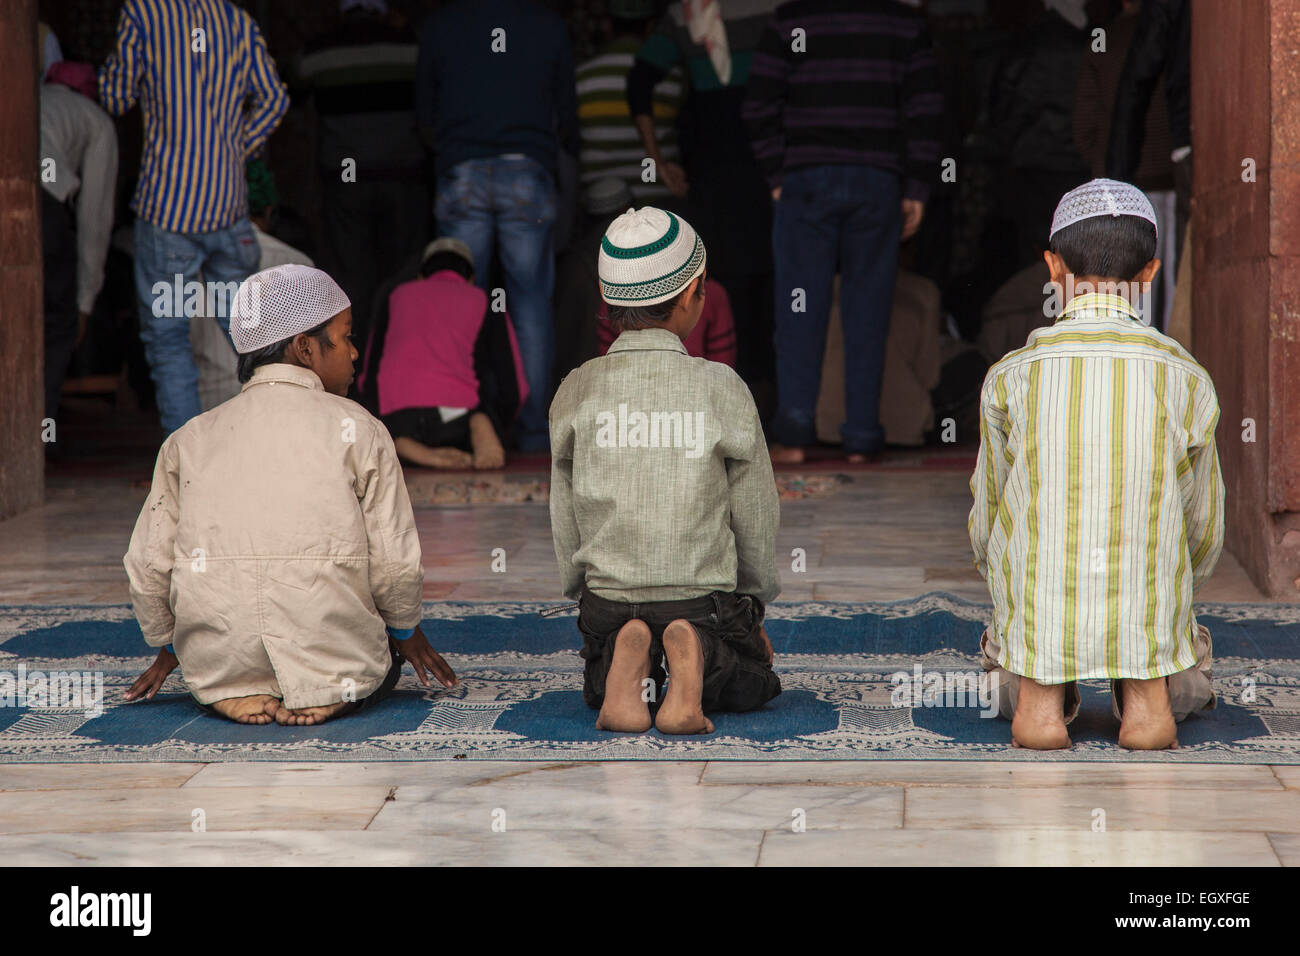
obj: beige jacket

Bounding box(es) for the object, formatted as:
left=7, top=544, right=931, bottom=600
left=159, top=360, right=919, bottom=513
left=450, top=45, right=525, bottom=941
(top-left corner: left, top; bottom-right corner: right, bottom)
left=124, top=364, right=423, bottom=708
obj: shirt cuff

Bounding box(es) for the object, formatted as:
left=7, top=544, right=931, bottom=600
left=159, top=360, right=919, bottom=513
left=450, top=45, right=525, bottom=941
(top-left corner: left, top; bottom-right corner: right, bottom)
left=386, top=626, right=416, bottom=641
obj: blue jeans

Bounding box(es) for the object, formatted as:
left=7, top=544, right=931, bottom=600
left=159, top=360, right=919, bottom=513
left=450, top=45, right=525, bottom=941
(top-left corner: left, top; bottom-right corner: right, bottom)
left=133, top=217, right=260, bottom=433
left=435, top=156, right=557, bottom=451
left=771, top=165, right=902, bottom=455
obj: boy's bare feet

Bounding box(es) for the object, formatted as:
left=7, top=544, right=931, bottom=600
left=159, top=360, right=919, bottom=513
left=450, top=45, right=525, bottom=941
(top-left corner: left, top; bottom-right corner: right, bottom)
left=596, top=620, right=653, bottom=732
left=275, top=700, right=358, bottom=726
left=656, top=619, right=714, bottom=734
left=769, top=443, right=805, bottom=465
left=1116, top=677, right=1179, bottom=750
left=468, top=412, right=506, bottom=470
left=1010, top=677, right=1071, bottom=750
left=210, top=694, right=282, bottom=725
left=394, top=436, right=473, bottom=470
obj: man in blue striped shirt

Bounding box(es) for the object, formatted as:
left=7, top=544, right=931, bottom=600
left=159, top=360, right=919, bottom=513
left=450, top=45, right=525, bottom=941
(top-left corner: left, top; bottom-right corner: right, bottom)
left=99, top=0, right=289, bottom=433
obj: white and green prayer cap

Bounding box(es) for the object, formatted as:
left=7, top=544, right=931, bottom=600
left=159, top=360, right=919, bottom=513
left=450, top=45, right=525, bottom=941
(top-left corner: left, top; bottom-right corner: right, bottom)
left=598, top=206, right=707, bottom=307
left=1050, top=178, right=1158, bottom=241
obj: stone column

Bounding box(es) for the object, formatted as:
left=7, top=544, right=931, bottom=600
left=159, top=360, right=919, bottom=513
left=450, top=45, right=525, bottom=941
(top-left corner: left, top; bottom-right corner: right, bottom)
left=0, top=0, right=43, bottom=520
left=1192, top=0, right=1300, bottom=594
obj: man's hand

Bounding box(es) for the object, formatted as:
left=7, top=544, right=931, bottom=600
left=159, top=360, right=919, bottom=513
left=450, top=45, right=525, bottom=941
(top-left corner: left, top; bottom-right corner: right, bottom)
left=901, top=198, right=925, bottom=241
left=393, top=626, right=458, bottom=688
left=771, top=186, right=782, bottom=202
left=124, top=646, right=179, bottom=701
left=659, top=160, right=689, bottom=198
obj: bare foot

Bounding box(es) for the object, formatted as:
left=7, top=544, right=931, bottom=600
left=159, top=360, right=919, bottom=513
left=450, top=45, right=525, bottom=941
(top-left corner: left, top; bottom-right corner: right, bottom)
left=596, top=620, right=653, bottom=732
left=1010, top=677, right=1071, bottom=750
left=656, top=619, right=714, bottom=734
left=394, top=436, right=474, bottom=470
left=469, top=412, right=506, bottom=470
left=275, top=700, right=358, bottom=726
left=209, top=694, right=282, bottom=725
left=1117, top=677, right=1179, bottom=750
left=769, top=443, right=805, bottom=465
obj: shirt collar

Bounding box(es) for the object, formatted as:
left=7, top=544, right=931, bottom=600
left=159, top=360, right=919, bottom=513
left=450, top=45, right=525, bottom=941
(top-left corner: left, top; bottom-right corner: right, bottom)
left=606, top=327, right=689, bottom=355
left=1057, top=291, right=1144, bottom=324
left=240, top=363, right=324, bottom=392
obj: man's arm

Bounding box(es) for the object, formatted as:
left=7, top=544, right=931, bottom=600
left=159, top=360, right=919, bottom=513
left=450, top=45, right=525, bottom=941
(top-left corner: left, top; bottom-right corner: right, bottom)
left=899, top=19, right=944, bottom=206
left=358, top=420, right=424, bottom=631
left=97, top=1, right=145, bottom=117
left=628, top=18, right=686, bottom=196
left=123, top=437, right=182, bottom=647
left=242, top=18, right=290, bottom=159
left=1184, top=383, right=1224, bottom=590
left=969, top=378, right=1011, bottom=580
left=1105, top=0, right=1175, bottom=180
left=742, top=13, right=791, bottom=193
left=548, top=386, right=584, bottom=599
left=74, top=101, right=119, bottom=316
left=727, top=384, right=780, bottom=603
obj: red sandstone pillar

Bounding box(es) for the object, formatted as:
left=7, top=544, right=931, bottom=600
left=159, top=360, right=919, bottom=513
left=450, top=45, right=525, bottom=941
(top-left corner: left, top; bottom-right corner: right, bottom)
left=0, top=0, right=43, bottom=520
left=1192, top=0, right=1300, bottom=594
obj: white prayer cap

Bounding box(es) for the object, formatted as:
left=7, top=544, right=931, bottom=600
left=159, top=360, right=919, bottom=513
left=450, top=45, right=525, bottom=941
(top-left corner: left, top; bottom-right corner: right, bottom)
left=1049, top=178, right=1158, bottom=241
left=598, top=206, right=706, bottom=307
left=230, top=264, right=351, bottom=355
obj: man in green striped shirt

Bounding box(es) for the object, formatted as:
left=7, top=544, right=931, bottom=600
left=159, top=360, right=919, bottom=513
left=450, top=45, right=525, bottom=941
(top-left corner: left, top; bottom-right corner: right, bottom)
left=969, top=179, right=1223, bottom=751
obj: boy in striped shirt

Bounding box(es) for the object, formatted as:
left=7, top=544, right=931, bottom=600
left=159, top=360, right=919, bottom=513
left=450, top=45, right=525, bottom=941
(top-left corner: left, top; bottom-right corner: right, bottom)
left=969, top=179, right=1223, bottom=751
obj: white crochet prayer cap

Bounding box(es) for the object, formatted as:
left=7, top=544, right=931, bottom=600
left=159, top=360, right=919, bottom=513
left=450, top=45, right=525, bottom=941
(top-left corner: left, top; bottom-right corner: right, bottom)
left=230, top=264, right=351, bottom=354
left=1049, top=178, right=1158, bottom=241
left=598, top=206, right=707, bottom=306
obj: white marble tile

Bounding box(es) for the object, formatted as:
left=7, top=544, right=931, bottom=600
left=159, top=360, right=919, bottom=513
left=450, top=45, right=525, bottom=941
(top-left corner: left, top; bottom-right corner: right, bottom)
left=0, top=763, right=204, bottom=791
left=0, top=828, right=764, bottom=866
left=0, top=786, right=391, bottom=833
left=758, top=829, right=1281, bottom=866
left=1266, top=833, right=1300, bottom=866
left=702, top=761, right=1285, bottom=790
left=184, top=760, right=588, bottom=789
left=904, top=785, right=1300, bottom=832
left=1272, top=766, right=1300, bottom=790
left=370, top=780, right=902, bottom=832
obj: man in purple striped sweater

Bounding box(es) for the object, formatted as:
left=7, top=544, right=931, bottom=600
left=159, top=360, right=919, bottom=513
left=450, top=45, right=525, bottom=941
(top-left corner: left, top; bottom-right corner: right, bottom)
left=743, top=0, right=943, bottom=462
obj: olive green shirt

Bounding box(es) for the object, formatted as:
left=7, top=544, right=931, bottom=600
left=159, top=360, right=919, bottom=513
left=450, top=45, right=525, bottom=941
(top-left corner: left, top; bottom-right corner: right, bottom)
left=549, top=328, right=781, bottom=603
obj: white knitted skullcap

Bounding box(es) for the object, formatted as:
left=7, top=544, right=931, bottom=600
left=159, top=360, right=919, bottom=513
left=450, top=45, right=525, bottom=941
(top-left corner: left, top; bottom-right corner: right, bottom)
left=1050, top=178, right=1158, bottom=241
left=229, top=265, right=351, bottom=354
left=598, top=207, right=707, bottom=306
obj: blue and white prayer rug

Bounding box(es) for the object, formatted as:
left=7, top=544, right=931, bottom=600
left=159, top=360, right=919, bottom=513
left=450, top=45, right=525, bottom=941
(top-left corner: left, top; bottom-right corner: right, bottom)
left=1, top=594, right=1297, bottom=763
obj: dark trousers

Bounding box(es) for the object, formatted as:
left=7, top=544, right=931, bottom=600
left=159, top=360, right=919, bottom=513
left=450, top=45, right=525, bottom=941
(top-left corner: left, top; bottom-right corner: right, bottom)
left=42, top=190, right=78, bottom=422
left=577, top=588, right=781, bottom=714
left=771, top=164, right=902, bottom=455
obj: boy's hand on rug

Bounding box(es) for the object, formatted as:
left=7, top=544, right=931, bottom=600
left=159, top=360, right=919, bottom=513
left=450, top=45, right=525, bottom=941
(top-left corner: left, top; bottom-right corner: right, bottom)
left=125, top=647, right=179, bottom=701
left=396, top=627, right=458, bottom=688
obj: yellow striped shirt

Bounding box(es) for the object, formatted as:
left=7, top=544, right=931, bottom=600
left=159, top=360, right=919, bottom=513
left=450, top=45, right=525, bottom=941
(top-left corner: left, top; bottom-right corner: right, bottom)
left=969, top=292, right=1224, bottom=683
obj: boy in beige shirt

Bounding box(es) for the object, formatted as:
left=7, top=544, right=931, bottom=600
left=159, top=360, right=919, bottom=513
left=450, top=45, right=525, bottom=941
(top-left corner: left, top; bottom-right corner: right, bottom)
left=123, top=265, right=457, bottom=725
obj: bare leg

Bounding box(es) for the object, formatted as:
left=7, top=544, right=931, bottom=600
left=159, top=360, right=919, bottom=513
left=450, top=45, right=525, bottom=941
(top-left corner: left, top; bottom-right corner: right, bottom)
left=1011, top=677, right=1071, bottom=750
left=468, top=411, right=506, bottom=470
left=595, top=620, right=653, bottom=732
left=656, top=619, right=714, bottom=734
left=275, top=700, right=359, bottom=726
left=1117, top=677, right=1179, bottom=750
left=769, top=443, right=805, bottom=465
left=394, top=436, right=473, bottom=470
left=209, top=694, right=282, bottom=725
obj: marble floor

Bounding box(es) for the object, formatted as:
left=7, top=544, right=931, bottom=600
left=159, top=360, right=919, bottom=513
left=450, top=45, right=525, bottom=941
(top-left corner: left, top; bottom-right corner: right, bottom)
left=0, top=458, right=1293, bottom=866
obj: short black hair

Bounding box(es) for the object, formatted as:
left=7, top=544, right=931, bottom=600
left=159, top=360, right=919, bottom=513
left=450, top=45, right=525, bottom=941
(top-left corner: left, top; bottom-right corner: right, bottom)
left=420, top=250, right=473, bottom=281
left=1048, top=214, right=1157, bottom=280
left=236, top=318, right=334, bottom=383
left=605, top=274, right=706, bottom=333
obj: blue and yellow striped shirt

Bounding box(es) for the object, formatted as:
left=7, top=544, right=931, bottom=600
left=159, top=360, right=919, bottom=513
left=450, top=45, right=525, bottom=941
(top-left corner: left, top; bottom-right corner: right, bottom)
left=99, top=0, right=289, bottom=233
left=969, top=292, right=1225, bottom=683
